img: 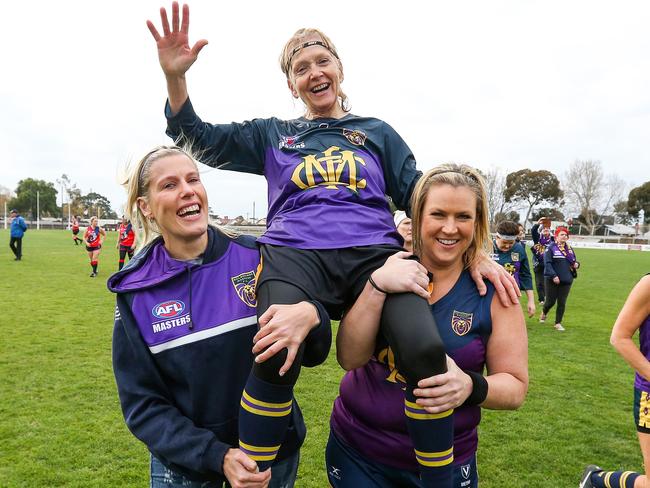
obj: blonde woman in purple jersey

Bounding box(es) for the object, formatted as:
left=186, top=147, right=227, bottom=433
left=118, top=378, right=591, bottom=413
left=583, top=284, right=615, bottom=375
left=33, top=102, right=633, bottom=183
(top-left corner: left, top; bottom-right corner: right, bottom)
left=580, top=274, right=650, bottom=488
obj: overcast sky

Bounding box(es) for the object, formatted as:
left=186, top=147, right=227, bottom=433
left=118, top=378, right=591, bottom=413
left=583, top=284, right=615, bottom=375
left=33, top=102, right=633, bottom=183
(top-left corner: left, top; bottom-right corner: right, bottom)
left=2, top=0, right=649, bottom=218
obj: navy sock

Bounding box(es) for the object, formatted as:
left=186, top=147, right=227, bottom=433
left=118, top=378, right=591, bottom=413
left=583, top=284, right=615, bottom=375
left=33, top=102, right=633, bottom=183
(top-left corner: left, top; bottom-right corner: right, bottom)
left=404, top=386, right=454, bottom=487
left=238, top=372, right=293, bottom=471
left=591, top=470, right=640, bottom=488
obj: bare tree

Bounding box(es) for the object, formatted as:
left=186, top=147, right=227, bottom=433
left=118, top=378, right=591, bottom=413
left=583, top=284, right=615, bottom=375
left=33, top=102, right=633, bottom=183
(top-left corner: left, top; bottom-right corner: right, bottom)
left=483, top=167, right=509, bottom=224
left=564, top=160, right=627, bottom=234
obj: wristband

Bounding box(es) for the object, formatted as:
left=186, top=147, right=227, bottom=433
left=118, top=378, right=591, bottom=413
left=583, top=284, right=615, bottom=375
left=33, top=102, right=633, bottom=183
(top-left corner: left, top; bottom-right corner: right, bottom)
left=463, top=370, right=488, bottom=406
left=368, top=274, right=388, bottom=294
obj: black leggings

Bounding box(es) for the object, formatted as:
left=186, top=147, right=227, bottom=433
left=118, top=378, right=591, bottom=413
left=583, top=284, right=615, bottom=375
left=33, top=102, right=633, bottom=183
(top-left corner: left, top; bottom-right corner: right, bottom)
left=543, top=279, right=572, bottom=324
left=533, top=266, right=545, bottom=302
left=253, top=280, right=331, bottom=386
left=253, top=280, right=446, bottom=388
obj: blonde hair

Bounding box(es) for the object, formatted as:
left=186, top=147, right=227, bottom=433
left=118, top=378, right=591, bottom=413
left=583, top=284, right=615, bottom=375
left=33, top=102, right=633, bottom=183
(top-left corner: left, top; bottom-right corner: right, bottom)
left=122, top=145, right=236, bottom=252
left=279, top=28, right=350, bottom=112
left=410, top=163, right=490, bottom=270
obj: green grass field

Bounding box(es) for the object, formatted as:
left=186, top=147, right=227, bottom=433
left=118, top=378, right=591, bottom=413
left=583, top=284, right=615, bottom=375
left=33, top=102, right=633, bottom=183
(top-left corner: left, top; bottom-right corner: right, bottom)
left=0, top=229, right=648, bottom=487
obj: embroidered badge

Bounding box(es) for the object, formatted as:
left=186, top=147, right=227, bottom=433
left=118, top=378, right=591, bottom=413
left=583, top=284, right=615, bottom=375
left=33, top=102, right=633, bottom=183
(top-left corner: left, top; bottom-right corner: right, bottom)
left=279, top=135, right=305, bottom=150
left=511, top=252, right=520, bottom=262
left=342, top=128, right=367, bottom=146
left=451, top=310, right=473, bottom=336
left=231, top=271, right=257, bottom=308
left=504, top=262, right=516, bottom=275
left=461, top=464, right=471, bottom=479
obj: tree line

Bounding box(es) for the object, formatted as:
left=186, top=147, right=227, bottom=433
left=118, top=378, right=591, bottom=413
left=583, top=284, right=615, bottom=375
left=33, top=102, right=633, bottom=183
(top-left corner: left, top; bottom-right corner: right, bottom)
left=0, top=174, right=118, bottom=221
left=485, top=159, right=649, bottom=234
left=3, top=162, right=649, bottom=233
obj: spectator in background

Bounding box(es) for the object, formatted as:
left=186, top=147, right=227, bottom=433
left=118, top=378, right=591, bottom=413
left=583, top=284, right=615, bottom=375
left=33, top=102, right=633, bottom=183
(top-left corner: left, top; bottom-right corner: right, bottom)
left=492, top=221, right=535, bottom=318
left=541, top=226, right=579, bottom=331
left=9, top=209, right=27, bottom=261
left=394, top=210, right=413, bottom=252
left=530, top=218, right=553, bottom=305
left=516, top=223, right=526, bottom=244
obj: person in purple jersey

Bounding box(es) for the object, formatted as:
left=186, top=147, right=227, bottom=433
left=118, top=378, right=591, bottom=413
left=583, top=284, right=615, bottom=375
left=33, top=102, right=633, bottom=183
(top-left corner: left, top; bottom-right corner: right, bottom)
left=580, top=275, right=650, bottom=488
left=541, top=226, right=579, bottom=331
left=147, top=4, right=519, bottom=485
left=110, top=146, right=331, bottom=488
left=329, top=164, right=528, bottom=487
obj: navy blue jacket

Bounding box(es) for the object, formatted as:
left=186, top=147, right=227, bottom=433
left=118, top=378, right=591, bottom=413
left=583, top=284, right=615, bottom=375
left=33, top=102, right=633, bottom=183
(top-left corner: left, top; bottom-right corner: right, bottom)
left=543, top=243, right=577, bottom=285
left=108, top=227, right=330, bottom=482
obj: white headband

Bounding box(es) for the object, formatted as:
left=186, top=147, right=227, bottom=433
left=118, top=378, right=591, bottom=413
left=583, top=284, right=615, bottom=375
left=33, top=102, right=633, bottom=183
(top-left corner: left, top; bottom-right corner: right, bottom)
left=496, top=233, right=517, bottom=241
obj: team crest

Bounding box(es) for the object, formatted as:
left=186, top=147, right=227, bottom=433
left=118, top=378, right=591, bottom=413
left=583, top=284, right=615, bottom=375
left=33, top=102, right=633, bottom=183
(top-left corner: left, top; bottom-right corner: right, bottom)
left=511, top=252, right=520, bottom=262
left=342, top=128, right=367, bottom=146
left=451, top=310, right=473, bottom=336
left=231, top=271, right=257, bottom=308
left=461, top=464, right=471, bottom=479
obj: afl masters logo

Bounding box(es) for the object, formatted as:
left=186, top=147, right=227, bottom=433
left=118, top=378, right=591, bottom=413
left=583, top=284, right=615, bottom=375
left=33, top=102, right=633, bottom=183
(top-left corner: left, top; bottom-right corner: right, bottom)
left=231, top=271, right=257, bottom=308
left=152, top=300, right=185, bottom=319
left=451, top=310, right=473, bottom=336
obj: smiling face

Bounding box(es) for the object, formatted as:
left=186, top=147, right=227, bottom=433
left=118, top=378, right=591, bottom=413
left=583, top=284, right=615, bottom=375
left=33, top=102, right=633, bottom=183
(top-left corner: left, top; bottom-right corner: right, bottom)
left=419, top=183, right=477, bottom=271
left=286, top=36, right=345, bottom=119
left=137, top=154, right=208, bottom=257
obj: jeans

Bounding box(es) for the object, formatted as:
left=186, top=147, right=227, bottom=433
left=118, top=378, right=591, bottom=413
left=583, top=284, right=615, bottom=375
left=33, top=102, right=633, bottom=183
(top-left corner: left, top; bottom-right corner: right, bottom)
left=150, top=451, right=299, bottom=488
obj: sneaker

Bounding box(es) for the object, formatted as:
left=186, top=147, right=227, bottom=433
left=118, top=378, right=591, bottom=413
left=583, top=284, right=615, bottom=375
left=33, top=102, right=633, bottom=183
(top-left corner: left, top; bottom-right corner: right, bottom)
left=539, top=313, right=546, bottom=323
left=554, top=323, right=565, bottom=331
left=579, top=464, right=602, bottom=488
left=90, top=272, right=97, bottom=278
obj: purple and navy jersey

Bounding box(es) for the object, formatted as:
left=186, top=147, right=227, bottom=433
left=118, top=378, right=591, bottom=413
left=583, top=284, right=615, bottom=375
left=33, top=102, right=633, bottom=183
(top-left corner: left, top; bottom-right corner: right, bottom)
left=330, top=271, right=495, bottom=470
left=166, top=98, right=420, bottom=249
left=492, top=240, right=533, bottom=291
left=124, top=241, right=259, bottom=355
left=635, top=314, right=650, bottom=391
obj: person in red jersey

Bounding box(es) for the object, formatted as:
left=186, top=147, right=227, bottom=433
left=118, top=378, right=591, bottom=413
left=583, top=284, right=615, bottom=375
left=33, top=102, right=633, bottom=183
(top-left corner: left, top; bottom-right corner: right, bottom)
left=84, top=216, right=106, bottom=277
left=117, top=215, right=136, bottom=270
left=71, top=215, right=83, bottom=245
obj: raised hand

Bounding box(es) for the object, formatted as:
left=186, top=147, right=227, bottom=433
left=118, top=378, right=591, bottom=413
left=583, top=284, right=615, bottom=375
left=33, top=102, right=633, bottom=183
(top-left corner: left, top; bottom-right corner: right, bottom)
left=146, top=2, right=208, bottom=78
